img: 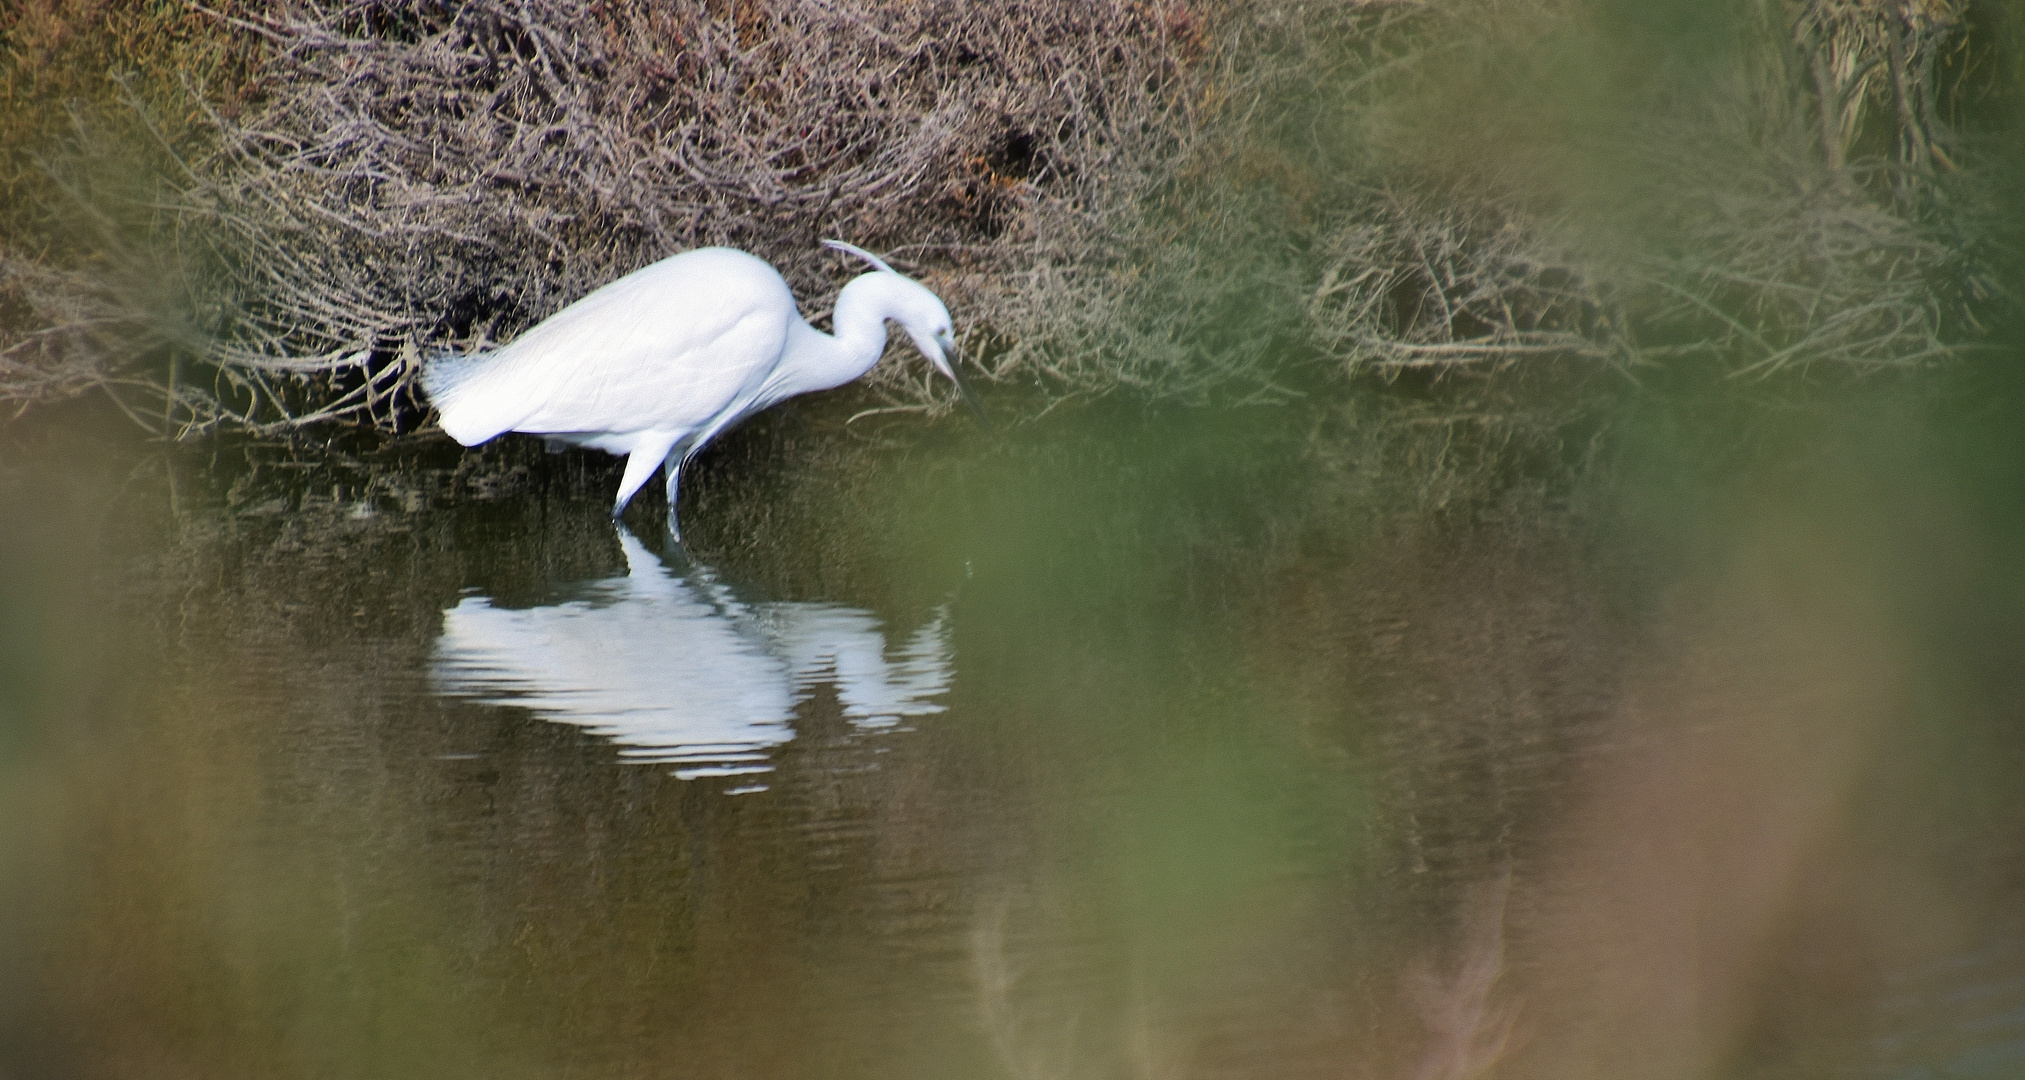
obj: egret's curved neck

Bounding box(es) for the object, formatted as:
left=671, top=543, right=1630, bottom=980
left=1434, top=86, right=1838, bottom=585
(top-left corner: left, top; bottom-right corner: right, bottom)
left=826, top=274, right=896, bottom=379
left=780, top=273, right=900, bottom=397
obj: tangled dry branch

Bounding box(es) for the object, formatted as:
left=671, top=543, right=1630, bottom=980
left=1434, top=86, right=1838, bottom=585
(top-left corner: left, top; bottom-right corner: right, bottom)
left=1308, top=190, right=1626, bottom=374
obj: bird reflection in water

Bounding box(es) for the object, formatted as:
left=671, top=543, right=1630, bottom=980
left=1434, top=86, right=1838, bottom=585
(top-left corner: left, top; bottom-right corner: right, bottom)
left=430, top=526, right=953, bottom=784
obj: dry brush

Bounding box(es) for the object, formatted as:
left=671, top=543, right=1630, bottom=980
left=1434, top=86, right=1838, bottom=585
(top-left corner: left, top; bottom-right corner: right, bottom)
left=1293, top=0, right=2016, bottom=383
left=2, top=0, right=2019, bottom=435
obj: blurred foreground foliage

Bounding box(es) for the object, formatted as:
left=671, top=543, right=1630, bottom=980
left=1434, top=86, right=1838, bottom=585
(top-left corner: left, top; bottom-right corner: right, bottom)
left=0, top=0, right=2020, bottom=435
left=0, top=0, right=262, bottom=410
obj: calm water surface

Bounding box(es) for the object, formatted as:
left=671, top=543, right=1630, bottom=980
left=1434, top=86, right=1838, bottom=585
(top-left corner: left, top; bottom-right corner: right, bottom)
left=2, top=393, right=2021, bottom=1079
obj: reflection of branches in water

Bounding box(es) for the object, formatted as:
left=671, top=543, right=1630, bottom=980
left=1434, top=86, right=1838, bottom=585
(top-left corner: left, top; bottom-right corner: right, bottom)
left=969, top=878, right=1523, bottom=1080
left=1405, top=874, right=1520, bottom=1080
left=970, top=899, right=1196, bottom=1080
left=971, top=900, right=1081, bottom=1080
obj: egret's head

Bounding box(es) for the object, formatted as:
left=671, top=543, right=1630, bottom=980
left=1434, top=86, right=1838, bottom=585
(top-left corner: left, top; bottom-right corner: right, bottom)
left=892, top=283, right=986, bottom=427
left=890, top=283, right=957, bottom=379
left=823, top=239, right=988, bottom=427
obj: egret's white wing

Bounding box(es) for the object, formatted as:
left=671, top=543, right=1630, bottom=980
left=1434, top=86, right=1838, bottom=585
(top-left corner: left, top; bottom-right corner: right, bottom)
left=431, top=530, right=797, bottom=777
left=432, top=248, right=798, bottom=445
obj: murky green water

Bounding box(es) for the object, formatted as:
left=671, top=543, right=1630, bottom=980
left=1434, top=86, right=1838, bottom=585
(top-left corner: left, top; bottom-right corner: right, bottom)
left=3, top=386, right=2023, bottom=1080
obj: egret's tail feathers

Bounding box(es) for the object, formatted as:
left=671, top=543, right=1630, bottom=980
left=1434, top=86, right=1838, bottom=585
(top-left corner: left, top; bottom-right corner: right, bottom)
left=419, top=349, right=490, bottom=410
left=420, top=349, right=509, bottom=445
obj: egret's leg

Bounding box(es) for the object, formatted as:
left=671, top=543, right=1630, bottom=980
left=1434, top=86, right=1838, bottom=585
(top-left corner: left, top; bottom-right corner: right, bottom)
left=663, top=454, right=688, bottom=542
left=611, top=434, right=680, bottom=519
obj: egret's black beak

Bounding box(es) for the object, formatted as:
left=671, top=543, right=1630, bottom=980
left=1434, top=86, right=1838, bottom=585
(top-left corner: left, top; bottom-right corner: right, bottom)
left=944, top=345, right=991, bottom=432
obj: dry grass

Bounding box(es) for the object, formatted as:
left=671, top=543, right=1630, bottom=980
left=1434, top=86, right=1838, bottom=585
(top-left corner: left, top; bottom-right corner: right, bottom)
left=0, top=257, right=152, bottom=411
left=1290, top=0, right=2014, bottom=384
left=1, top=0, right=2017, bottom=433
left=137, top=0, right=1258, bottom=431
left=1307, top=189, right=1626, bottom=374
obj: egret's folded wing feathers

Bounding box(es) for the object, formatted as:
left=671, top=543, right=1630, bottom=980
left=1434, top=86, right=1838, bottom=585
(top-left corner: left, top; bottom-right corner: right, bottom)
left=424, top=248, right=798, bottom=445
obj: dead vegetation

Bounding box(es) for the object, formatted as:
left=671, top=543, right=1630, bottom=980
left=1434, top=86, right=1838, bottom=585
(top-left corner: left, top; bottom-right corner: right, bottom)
left=1, top=0, right=2018, bottom=433
left=0, top=257, right=155, bottom=413
left=0, top=0, right=262, bottom=419
left=41, top=0, right=1254, bottom=433
left=1290, top=0, right=2016, bottom=383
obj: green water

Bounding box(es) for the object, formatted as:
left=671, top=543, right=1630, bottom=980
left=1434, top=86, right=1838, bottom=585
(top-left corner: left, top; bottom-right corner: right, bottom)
left=2, top=384, right=2022, bottom=1080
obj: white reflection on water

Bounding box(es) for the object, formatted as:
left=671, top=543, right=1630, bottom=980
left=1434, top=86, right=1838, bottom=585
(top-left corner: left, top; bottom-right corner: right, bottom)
left=431, top=527, right=952, bottom=780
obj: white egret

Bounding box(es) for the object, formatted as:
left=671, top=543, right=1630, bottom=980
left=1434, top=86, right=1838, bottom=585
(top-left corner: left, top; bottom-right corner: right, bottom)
left=420, top=240, right=984, bottom=536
